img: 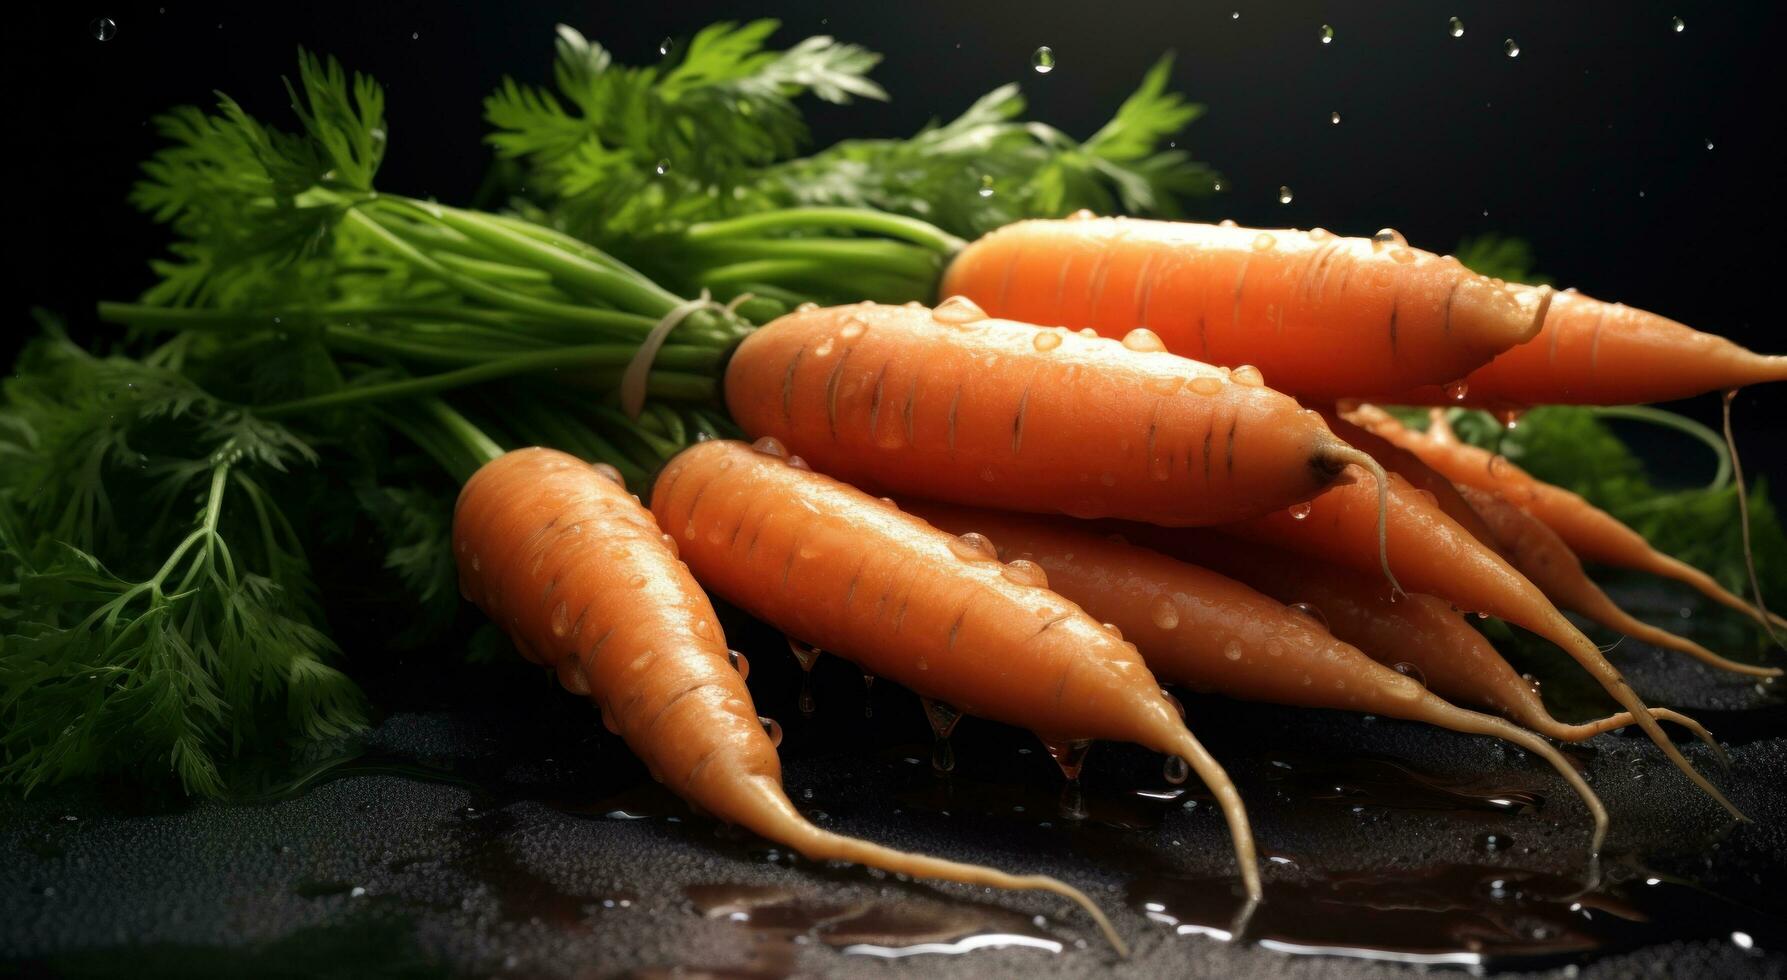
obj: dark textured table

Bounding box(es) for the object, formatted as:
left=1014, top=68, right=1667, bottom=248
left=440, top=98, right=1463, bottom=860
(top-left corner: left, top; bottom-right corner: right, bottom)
left=5, top=588, right=1785, bottom=978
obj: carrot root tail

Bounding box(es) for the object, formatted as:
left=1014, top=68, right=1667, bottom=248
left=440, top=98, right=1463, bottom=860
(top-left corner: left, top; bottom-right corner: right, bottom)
left=1722, top=389, right=1786, bottom=650
left=1429, top=699, right=1609, bottom=856
left=1170, top=730, right=1263, bottom=905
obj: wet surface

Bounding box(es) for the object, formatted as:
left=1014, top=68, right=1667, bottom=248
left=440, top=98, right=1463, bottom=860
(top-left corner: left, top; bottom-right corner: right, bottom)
left=2, top=586, right=1784, bottom=977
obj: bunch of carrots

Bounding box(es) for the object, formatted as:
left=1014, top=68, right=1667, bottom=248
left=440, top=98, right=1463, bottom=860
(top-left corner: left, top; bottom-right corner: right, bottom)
left=14, top=37, right=1785, bottom=959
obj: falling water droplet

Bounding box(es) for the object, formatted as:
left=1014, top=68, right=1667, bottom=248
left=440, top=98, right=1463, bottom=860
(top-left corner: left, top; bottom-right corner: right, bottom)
left=1151, top=594, right=1181, bottom=629
left=1319, top=24, right=1335, bottom=44
left=1288, top=502, right=1314, bottom=521
left=1212, top=179, right=1225, bottom=192
left=1504, top=38, right=1520, bottom=58
left=1278, top=185, right=1294, bottom=205
left=1163, top=756, right=1190, bottom=785
left=654, top=159, right=671, bottom=176
left=1031, top=46, right=1056, bottom=73
left=932, top=295, right=988, bottom=325
left=977, top=174, right=996, bottom=198
left=1231, top=11, right=1240, bottom=20
left=1122, top=327, right=1166, bottom=352
left=1671, top=15, right=1685, bottom=33
left=91, top=17, right=117, bottom=40
left=1444, top=380, right=1471, bottom=401
left=658, top=36, right=675, bottom=56
left=922, top=698, right=963, bottom=772
left=1330, top=110, right=1342, bottom=125
left=861, top=671, right=876, bottom=718
left=1704, top=137, right=1714, bottom=150
left=1039, top=736, right=1094, bottom=819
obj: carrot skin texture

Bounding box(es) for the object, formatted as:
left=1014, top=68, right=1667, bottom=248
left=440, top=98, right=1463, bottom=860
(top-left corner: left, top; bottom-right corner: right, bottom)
left=1215, top=469, right=1742, bottom=817
left=1349, top=404, right=1780, bottom=630
left=1384, top=288, right=1787, bottom=409
left=724, top=302, right=1359, bottom=527
left=652, top=439, right=1262, bottom=902
left=940, top=217, right=1547, bottom=401
left=908, top=503, right=1607, bottom=850
left=456, top=448, right=1127, bottom=953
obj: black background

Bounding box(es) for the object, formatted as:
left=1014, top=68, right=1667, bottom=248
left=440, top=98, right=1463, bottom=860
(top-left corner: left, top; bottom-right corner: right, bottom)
left=7, top=0, right=1784, bottom=494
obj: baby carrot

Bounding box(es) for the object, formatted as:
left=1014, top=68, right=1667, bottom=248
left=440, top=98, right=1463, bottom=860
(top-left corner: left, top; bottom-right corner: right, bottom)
left=454, top=447, right=1126, bottom=952
left=1150, top=530, right=1721, bottom=753
left=1349, top=403, right=1782, bottom=632
left=909, top=502, right=1609, bottom=851
left=650, top=438, right=1263, bottom=905
left=938, top=216, right=1551, bottom=401
left=1215, top=469, right=1742, bottom=818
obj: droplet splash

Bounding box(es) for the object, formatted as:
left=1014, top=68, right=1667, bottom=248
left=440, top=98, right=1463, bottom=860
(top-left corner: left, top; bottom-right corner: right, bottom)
left=1031, top=46, right=1056, bottom=73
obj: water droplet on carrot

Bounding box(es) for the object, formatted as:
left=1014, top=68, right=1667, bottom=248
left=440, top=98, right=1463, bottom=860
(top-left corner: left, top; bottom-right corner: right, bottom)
left=1032, top=331, right=1062, bottom=352
left=751, top=436, right=787, bottom=457
left=1372, top=228, right=1407, bottom=246
left=1067, top=208, right=1096, bottom=221
left=1252, top=232, right=1277, bottom=252
left=1121, top=327, right=1166, bottom=352
left=787, top=454, right=811, bottom=471
left=932, top=295, right=988, bottom=325
left=693, top=619, right=715, bottom=640
left=949, top=531, right=999, bottom=562
left=1389, top=246, right=1416, bottom=264
left=1188, top=376, right=1223, bottom=395
left=1392, top=661, right=1427, bottom=686
left=838, top=316, right=867, bottom=339
left=1001, top=559, right=1049, bottom=588
left=1078, top=327, right=1099, bottom=338
left=760, top=716, right=783, bottom=747
left=1223, top=639, right=1244, bottom=661
left=470, top=554, right=481, bottom=572
left=1288, top=501, right=1314, bottom=521
left=550, top=602, right=571, bottom=637
left=1231, top=364, right=1264, bottom=386
left=728, top=649, right=750, bottom=679
left=794, top=302, right=820, bottom=313
left=1448, top=16, right=1465, bottom=38
left=1102, top=621, right=1125, bottom=641
left=627, top=574, right=647, bottom=589
left=1289, top=601, right=1328, bottom=631
left=1151, top=595, right=1181, bottom=629
left=590, top=462, right=623, bottom=484
left=1498, top=409, right=1524, bottom=430
left=659, top=533, right=679, bottom=558
left=1522, top=672, right=1542, bottom=695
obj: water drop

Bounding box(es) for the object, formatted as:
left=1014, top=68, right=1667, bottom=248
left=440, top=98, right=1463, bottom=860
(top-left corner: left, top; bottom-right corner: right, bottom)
left=1289, top=601, right=1328, bottom=630
left=1163, top=756, right=1190, bottom=785
left=1212, top=179, right=1224, bottom=192
left=1002, top=559, right=1049, bottom=588
left=1498, top=408, right=1524, bottom=430
left=1705, top=137, right=1714, bottom=150
left=1288, top=501, right=1313, bottom=521
left=1252, top=231, right=1277, bottom=252
left=786, top=454, right=811, bottom=471
left=470, top=554, right=482, bottom=572
left=658, top=36, right=675, bottom=56
left=1330, top=111, right=1341, bottom=125
left=1444, top=380, right=1470, bottom=401
left=932, top=295, right=988, bottom=325
left=1031, top=46, right=1056, bottom=73
left=1231, top=364, right=1264, bottom=386
left=977, top=174, right=996, bottom=198
left=751, top=436, right=787, bottom=458
left=1121, top=327, right=1166, bottom=352
left=1521, top=672, right=1542, bottom=695
left=1188, top=376, right=1224, bottom=395
left=626, top=574, right=648, bottom=589
left=1222, top=638, right=1244, bottom=661
left=91, top=17, right=117, bottom=40
left=727, top=649, right=750, bottom=679
left=760, top=716, right=783, bottom=747
left=1038, top=735, right=1095, bottom=819
left=1474, top=831, right=1513, bottom=853
left=550, top=602, right=571, bottom=638
left=1671, top=15, right=1685, bottom=32
left=654, top=159, right=671, bottom=176
left=1504, top=38, right=1520, bottom=57
left=1319, top=24, right=1335, bottom=44
left=1278, top=185, right=1294, bottom=205
left=1231, top=11, right=1240, bottom=20
left=1151, top=594, right=1181, bottom=629
left=862, top=671, right=877, bottom=718
left=1102, top=621, right=1125, bottom=641
left=1372, top=228, right=1407, bottom=246
left=1732, top=931, right=1754, bottom=950
left=787, top=637, right=823, bottom=673
left=590, top=462, right=624, bottom=485
left=794, top=301, right=820, bottom=313
left=1067, top=208, right=1097, bottom=221
left=1033, top=331, right=1062, bottom=352
left=1392, top=661, right=1427, bottom=686
left=922, top=698, right=963, bottom=772
left=949, top=531, right=999, bottom=562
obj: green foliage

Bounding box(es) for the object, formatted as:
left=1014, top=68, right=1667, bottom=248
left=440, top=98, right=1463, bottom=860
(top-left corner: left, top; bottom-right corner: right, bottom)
left=1454, top=233, right=1551, bottom=286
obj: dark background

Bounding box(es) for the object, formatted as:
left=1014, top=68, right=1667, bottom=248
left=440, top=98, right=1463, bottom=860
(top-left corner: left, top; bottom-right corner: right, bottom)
left=6, top=0, right=1784, bottom=494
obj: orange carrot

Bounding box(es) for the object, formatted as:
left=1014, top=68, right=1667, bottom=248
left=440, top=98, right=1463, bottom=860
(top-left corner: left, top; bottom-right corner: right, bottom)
left=908, top=502, right=1609, bottom=851
left=1457, top=485, right=1781, bottom=679
left=1214, top=467, right=1741, bottom=818
left=1149, top=530, right=1721, bottom=752
left=938, top=216, right=1551, bottom=401
left=650, top=438, right=1263, bottom=905
left=1380, top=287, right=1787, bottom=410
left=1349, top=403, right=1783, bottom=631
left=454, top=447, right=1125, bottom=952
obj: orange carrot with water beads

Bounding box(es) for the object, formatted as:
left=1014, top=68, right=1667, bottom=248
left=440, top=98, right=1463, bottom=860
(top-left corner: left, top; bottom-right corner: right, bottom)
left=650, top=438, right=1264, bottom=906
left=454, top=447, right=1126, bottom=952
left=937, top=216, right=1551, bottom=401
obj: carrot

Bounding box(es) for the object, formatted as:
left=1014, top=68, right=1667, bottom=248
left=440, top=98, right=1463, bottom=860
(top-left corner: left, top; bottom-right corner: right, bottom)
left=454, top=447, right=1126, bottom=953
left=1348, top=403, right=1784, bottom=632
left=1213, top=466, right=1743, bottom=818
left=1457, top=484, right=1782, bottom=679
left=723, top=300, right=1401, bottom=588
left=1380, top=287, right=1787, bottom=410
left=1321, top=409, right=1778, bottom=678
left=907, top=502, right=1610, bottom=852
left=649, top=438, right=1264, bottom=906
left=1149, top=530, right=1722, bottom=754
left=937, top=216, right=1552, bottom=401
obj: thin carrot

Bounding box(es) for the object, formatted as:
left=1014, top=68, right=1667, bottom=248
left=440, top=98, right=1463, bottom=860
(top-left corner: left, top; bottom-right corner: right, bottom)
left=723, top=299, right=1401, bottom=589
left=650, top=438, right=1264, bottom=905
left=908, top=502, right=1610, bottom=852
left=1457, top=484, right=1781, bottom=679
left=1379, top=287, right=1787, bottom=409
left=1214, top=467, right=1742, bottom=819
left=938, top=216, right=1551, bottom=401
left=1149, top=530, right=1722, bottom=755
left=454, top=447, right=1127, bottom=953
left=1348, top=403, right=1784, bottom=632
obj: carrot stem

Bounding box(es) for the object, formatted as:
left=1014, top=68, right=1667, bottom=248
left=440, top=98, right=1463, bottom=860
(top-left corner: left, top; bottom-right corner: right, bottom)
left=683, top=206, right=967, bottom=254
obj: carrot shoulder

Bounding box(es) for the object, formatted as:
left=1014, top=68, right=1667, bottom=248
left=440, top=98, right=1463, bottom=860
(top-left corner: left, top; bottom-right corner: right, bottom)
left=651, top=438, right=1262, bottom=904
left=940, top=216, right=1549, bottom=401
left=455, top=448, right=1126, bottom=953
